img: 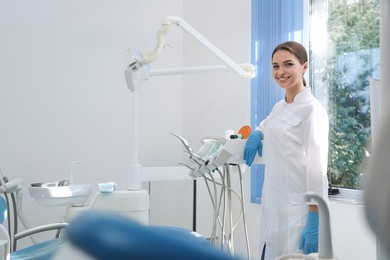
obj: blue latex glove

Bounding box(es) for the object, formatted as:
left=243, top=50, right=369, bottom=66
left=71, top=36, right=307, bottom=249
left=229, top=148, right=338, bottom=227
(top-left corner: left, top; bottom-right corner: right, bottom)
left=299, top=211, right=319, bottom=254
left=243, top=130, right=263, bottom=166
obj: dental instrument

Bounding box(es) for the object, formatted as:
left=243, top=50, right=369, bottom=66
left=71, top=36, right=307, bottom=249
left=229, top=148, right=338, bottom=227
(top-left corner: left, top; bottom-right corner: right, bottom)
left=229, top=125, right=252, bottom=140
left=0, top=176, right=37, bottom=247
left=171, top=132, right=265, bottom=259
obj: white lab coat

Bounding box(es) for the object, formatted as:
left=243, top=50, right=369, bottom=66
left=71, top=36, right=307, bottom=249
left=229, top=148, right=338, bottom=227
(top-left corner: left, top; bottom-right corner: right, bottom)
left=256, top=87, right=329, bottom=260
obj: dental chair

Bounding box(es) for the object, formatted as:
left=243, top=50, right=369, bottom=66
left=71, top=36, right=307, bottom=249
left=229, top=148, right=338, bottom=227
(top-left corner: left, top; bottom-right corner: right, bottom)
left=62, top=210, right=240, bottom=260
left=0, top=195, right=68, bottom=260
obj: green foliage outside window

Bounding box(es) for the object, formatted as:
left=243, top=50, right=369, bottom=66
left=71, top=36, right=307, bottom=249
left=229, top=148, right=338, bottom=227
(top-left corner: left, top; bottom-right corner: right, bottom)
left=311, top=0, right=380, bottom=189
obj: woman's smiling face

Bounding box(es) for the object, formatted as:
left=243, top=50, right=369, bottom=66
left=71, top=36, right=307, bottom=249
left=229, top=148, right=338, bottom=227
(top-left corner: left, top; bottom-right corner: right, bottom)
left=272, top=50, right=308, bottom=91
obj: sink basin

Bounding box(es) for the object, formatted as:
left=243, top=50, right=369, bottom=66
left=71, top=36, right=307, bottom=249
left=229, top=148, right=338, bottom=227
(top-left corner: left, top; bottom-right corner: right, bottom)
left=28, top=184, right=91, bottom=207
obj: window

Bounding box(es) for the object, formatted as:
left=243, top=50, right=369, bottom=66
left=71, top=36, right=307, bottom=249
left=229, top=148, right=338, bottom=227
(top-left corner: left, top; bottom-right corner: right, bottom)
left=309, top=0, right=380, bottom=189
left=250, top=0, right=379, bottom=201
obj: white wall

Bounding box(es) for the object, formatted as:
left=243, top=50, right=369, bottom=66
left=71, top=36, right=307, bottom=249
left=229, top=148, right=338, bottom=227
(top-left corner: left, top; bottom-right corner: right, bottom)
left=330, top=200, right=376, bottom=260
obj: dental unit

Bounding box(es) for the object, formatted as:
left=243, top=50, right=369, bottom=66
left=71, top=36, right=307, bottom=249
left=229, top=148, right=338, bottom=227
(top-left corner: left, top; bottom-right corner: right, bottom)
left=170, top=128, right=264, bottom=259
left=124, top=15, right=255, bottom=188
left=118, top=16, right=255, bottom=225
left=4, top=16, right=255, bottom=260
left=17, top=15, right=255, bottom=259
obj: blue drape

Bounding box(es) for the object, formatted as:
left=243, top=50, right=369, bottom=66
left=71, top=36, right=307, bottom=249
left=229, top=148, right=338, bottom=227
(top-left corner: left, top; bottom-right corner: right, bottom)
left=250, top=0, right=305, bottom=204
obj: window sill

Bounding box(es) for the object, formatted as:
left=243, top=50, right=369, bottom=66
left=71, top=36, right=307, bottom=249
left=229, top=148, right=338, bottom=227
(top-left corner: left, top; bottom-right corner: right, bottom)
left=329, top=188, right=364, bottom=205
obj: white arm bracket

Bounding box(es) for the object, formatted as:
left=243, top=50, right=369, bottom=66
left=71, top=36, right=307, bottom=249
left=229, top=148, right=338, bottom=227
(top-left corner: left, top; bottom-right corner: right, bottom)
left=138, top=16, right=255, bottom=79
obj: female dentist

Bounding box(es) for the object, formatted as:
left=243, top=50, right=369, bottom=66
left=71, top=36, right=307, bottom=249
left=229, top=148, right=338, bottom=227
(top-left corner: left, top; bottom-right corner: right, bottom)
left=244, top=41, right=329, bottom=260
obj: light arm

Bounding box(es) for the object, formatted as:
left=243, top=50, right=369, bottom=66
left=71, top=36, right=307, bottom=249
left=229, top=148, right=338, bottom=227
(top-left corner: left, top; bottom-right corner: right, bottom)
left=137, top=16, right=255, bottom=79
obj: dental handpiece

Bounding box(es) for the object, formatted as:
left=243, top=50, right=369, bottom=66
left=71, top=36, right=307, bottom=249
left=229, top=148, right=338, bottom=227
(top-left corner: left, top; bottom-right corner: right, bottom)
left=170, top=133, right=193, bottom=152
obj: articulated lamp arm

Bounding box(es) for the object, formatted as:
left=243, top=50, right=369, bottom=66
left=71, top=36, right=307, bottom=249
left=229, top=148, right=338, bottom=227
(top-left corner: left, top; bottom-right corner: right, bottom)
left=125, top=16, right=255, bottom=92
left=158, top=16, right=254, bottom=79
left=138, top=23, right=170, bottom=66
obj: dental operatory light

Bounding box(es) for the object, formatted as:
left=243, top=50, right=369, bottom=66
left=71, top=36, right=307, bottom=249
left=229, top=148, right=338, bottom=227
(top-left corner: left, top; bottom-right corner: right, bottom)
left=124, top=16, right=255, bottom=91
left=124, top=16, right=255, bottom=191
left=124, top=49, right=150, bottom=92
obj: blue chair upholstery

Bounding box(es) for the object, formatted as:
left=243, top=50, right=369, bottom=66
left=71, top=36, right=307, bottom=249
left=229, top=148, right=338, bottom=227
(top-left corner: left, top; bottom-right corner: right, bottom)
left=10, top=238, right=66, bottom=260
left=0, top=196, right=66, bottom=260
left=66, top=210, right=240, bottom=260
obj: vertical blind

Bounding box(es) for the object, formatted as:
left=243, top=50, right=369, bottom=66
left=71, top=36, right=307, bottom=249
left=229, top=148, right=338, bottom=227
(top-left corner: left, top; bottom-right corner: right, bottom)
left=250, top=0, right=305, bottom=203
